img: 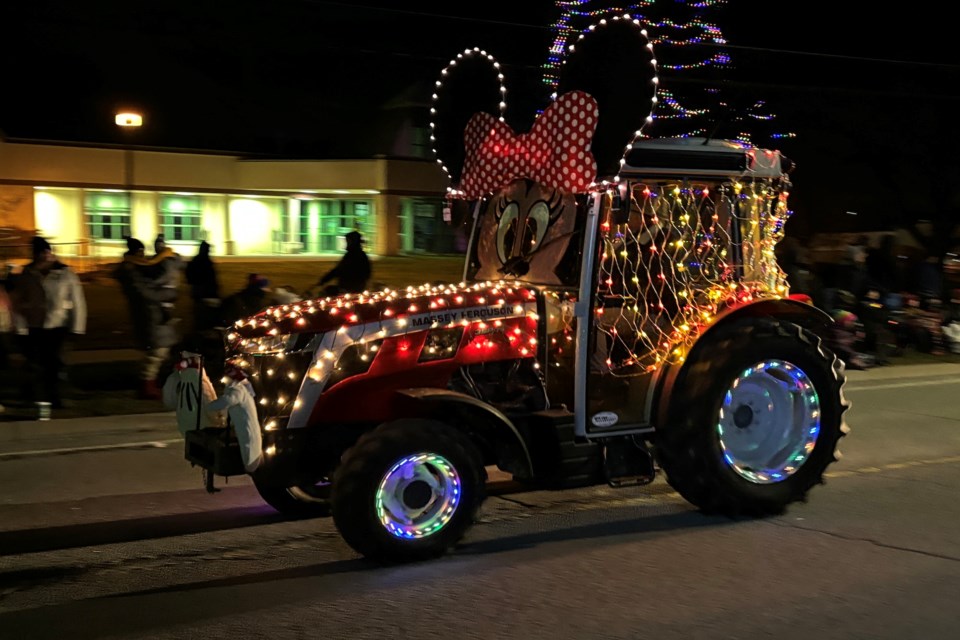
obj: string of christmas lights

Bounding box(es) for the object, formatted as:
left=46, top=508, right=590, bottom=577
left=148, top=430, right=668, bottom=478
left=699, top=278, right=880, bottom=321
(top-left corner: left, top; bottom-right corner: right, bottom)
left=593, top=176, right=790, bottom=374
left=544, top=1, right=728, bottom=96
left=543, top=1, right=794, bottom=144
left=430, top=48, right=507, bottom=198
left=225, top=281, right=543, bottom=431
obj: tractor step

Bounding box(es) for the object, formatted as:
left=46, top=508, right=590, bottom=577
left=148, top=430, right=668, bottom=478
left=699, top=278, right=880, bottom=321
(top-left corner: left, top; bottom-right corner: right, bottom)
left=603, top=438, right=656, bottom=487
left=519, top=409, right=605, bottom=488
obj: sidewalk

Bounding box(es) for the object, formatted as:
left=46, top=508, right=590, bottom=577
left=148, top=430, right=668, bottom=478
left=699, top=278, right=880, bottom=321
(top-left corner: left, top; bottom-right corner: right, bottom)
left=0, top=412, right=176, bottom=457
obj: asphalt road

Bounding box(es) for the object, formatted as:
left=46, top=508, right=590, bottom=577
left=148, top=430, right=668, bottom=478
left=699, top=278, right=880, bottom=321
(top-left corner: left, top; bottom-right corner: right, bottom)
left=1, top=364, right=959, bottom=639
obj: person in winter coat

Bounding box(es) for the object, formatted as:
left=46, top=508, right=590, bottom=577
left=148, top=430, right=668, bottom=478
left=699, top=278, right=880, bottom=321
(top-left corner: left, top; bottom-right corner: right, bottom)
left=220, top=274, right=279, bottom=326
left=206, top=363, right=262, bottom=472
left=114, top=237, right=181, bottom=399
left=317, top=230, right=371, bottom=295
left=10, top=236, right=87, bottom=408
left=185, top=240, right=221, bottom=333
left=150, top=235, right=183, bottom=325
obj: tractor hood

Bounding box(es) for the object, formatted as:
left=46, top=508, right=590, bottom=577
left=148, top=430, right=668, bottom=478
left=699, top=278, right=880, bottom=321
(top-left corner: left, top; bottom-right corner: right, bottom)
left=223, top=281, right=543, bottom=429
left=226, top=281, right=540, bottom=347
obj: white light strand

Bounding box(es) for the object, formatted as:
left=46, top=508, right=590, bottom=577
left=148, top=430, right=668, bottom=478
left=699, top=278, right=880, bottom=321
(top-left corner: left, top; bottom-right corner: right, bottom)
left=431, top=48, right=508, bottom=198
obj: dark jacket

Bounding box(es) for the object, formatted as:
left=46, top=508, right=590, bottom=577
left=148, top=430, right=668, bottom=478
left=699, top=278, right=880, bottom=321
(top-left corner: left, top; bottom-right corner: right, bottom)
left=319, top=247, right=371, bottom=294
left=220, top=286, right=274, bottom=326
left=185, top=251, right=220, bottom=301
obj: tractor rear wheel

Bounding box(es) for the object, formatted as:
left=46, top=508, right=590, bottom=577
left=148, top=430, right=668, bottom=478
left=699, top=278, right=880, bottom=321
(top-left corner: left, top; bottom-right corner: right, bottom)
left=657, top=319, right=850, bottom=515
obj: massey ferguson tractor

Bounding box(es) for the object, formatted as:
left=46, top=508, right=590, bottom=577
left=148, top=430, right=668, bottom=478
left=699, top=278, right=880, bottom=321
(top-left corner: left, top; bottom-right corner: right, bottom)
left=184, top=17, right=849, bottom=563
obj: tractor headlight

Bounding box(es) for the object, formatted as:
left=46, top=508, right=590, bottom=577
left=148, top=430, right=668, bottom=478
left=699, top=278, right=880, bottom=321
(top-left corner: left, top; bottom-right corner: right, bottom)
left=239, top=333, right=317, bottom=355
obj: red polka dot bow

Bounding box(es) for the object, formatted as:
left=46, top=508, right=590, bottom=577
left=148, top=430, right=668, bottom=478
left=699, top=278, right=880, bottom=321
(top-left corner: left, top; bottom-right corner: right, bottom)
left=458, top=91, right=599, bottom=199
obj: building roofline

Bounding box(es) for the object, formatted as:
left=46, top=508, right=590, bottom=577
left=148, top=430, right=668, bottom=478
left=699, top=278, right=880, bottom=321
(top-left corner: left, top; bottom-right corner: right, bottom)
left=0, top=135, right=278, bottom=159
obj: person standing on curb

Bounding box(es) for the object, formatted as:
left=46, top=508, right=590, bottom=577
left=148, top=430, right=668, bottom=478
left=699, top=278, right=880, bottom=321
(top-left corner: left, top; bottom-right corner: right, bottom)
left=10, top=236, right=87, bottom=410
left=185, top=240, right=221, bottom=334
left=151, top=234, right=184, bottom=326
left=114, top=236, right=180, bottom=400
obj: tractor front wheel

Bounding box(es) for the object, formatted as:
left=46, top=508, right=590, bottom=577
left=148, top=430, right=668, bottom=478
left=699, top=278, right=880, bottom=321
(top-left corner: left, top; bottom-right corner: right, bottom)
left=332, top=419, right=486, bottom=563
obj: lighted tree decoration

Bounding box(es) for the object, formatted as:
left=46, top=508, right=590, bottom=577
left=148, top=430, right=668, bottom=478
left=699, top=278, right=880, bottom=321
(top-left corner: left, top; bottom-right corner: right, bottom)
left=544, top=0, right=793, bottom=144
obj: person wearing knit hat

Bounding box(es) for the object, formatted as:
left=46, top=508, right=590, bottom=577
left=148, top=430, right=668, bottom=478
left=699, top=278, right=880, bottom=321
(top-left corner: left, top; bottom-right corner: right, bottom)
left=9, top=235, right=87, bottom=409
left=126, top=236, right=146, bottom=256
left=31, top=236, right=52, bottom=257
left=247, top=273, right=270, bottom=289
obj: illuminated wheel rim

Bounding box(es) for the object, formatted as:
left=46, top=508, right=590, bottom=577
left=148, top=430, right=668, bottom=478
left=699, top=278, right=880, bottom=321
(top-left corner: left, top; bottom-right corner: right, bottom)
left=717, top=359, right=821, bottom=484
left=376, top=453, right=462, bottom=539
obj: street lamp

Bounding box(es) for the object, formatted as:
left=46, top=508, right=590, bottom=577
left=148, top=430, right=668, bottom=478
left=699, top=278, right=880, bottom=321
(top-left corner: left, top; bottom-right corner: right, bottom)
left=115, top=112, right=143, bottom=127
left=115, top=111, right=143, bottom=189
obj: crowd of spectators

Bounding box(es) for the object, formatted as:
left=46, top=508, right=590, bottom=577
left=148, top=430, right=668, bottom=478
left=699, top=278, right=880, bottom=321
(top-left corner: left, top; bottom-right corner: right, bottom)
left=0, top=230, right=372, bottom=413
left=779, top=234, right=960, bottom=368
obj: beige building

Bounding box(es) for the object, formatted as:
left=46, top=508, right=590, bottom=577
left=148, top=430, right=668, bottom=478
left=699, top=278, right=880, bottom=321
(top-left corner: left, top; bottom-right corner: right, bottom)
left=0, top=137, right=455, bottom=260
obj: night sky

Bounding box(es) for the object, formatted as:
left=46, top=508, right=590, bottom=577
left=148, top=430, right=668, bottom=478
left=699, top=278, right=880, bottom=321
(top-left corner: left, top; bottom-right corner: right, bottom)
left=2, top=1, right=958, bottom=239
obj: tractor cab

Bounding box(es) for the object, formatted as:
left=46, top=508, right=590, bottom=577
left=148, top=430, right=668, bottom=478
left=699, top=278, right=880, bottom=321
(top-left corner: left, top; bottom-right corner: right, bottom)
left=459, top=137, right=797, bottom=439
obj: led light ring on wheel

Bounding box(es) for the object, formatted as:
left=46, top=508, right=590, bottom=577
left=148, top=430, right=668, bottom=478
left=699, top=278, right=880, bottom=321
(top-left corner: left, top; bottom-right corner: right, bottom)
left=717, top=359, right=821, bottom=485
left=376, top=453, right=462, bottom=539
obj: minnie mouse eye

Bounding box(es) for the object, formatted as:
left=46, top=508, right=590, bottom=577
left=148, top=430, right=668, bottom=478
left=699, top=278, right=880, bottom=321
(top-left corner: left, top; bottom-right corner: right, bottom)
left=497, top=202, right=520, bottom=264
left=524, top=201, right=550, bottom=252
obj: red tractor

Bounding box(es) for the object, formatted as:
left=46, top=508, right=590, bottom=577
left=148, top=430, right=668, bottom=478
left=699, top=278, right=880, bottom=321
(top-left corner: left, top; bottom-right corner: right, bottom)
left=185, top=18, right=849, bottom=563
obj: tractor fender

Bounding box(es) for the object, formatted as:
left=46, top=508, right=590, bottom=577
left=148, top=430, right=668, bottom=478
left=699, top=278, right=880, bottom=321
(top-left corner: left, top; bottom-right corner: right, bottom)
left=650, top=297, right=834, bottom=428
left=395, top=388, right=534, bottom=479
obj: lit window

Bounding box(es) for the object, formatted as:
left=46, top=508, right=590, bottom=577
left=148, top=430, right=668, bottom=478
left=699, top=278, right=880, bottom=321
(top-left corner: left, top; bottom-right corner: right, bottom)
left=160, top=195, right=202, bottom=241
left=295, top=198, right=375, bottom=254
left=85, top=191, right=131, bottom=240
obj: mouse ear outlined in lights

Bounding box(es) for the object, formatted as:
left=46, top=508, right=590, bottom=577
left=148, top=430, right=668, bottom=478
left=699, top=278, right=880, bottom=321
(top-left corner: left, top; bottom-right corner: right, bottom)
left=431, top=14, right=659, bottom=201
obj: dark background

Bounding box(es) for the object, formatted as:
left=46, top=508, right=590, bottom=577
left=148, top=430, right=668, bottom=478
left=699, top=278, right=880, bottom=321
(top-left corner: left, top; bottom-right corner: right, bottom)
left=1, top=1, right=958, bottom=245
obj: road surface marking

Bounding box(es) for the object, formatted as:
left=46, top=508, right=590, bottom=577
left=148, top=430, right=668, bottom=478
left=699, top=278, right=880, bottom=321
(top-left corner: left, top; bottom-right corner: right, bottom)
left=0, top=439, right=182, bottom=460
left=845, top=379, right=960, bottom=392
left=825, top=455, right=960, bottom=479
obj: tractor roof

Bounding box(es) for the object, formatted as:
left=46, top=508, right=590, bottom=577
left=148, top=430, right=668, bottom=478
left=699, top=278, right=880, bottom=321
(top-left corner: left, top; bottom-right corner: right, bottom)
left=619, top=138, right=793, bottom=180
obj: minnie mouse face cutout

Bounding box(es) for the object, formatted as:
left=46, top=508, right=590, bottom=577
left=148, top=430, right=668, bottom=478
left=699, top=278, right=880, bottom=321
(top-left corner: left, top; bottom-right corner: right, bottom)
left=472, top=179, right=578, bottom=284
left=432, top=16, right=658, bottom=285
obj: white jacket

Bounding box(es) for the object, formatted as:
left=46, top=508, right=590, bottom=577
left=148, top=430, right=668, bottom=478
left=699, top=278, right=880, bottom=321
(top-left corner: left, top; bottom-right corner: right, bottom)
left=207, top=378, right=262, bottom=473
left=13, top=263, right=87, bottom=335
left=945, top=322, right=960, bottom=354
